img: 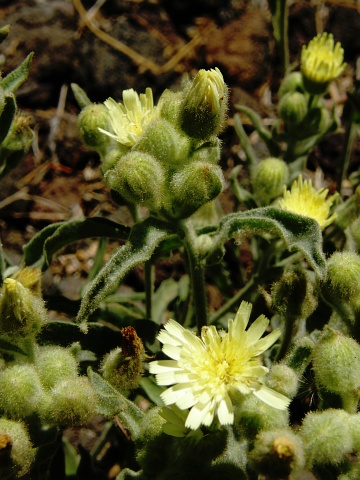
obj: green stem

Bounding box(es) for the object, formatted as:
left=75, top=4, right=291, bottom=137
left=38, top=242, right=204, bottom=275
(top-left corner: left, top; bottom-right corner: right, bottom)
left=234, top=113, right=258, bottom=178
left=182, top=222, right=208, bottom=334
left=337, top=118, right=358, bottom=192
left=269, top=0, right=289, bottom=75
left=144, top=260, right=155, bottom=321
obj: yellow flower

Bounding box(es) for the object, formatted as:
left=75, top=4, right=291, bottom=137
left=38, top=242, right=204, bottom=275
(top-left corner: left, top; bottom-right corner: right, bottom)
left=279, top=176, right=338, bottom=229
left=149, top=302, right=290, bottom=431
left=99, top=88, right=157, bottom=147
left=301, top=33, right=346, bottom=88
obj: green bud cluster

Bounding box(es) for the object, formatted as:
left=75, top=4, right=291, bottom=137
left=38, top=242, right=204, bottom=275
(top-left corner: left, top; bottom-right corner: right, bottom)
left=76, top=68, right=228, bottom=220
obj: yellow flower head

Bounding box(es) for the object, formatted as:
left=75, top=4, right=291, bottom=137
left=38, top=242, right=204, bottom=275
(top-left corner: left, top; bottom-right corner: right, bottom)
left=301, top=33, right=346, bottom=89
left=278, top=176, right=338, bottom=229
left=149, top=302, right=290, bottom=431
left=99, top=87, right=157, bottom=147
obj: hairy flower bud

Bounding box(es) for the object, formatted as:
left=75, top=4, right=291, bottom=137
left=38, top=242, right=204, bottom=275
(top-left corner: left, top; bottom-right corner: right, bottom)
left=312, top=327, right=360, bottom=396
left=321, top=251, right=360, bottom=316
left=0, top=419, right=35, bottom=478
left=267, top=364, right=299, bottom=399
left=248, top=429, right=305, bottom=480
left=101, top=326, right=145, bottom=391
left=135, top=118, right=191, bottom=167
left=0, top=278, right=47, bottom=340
left=253, top=157, right=289, bottom=203
left=169, top=161, right=224, bottom=218
left=180, top=68, right=228, bottom=140
left=35, top=345, right=78, bottom=389
left=299, top=409, right=352, bottom=467
left=283, top=336, right=315, bottom=376
left=278, top=92, right=308, bottom=132
left=78, top=103, right=112, bottom=151
left=104, top=151, right=166, bottom=210
left=45, top=377, right=98, bottom=427
left=0, top=364, right=48, bottom=419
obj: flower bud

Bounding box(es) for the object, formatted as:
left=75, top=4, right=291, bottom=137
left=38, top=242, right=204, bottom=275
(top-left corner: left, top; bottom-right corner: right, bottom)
left=0, top=364, right=48, bottom=419
left=270, top=266, right=317, bottom=321
left=78, top=103, right=113, bottom=151
left=321, top=251, right=360, bottom=316
left=35, top=345, right=78, bottom=389
left=299, top=409, right=352, bottom=467
left=349, top=413, right=360, bottom=451
left=169, top=161, right=224, bottom=219
left=253, top=157, right=289, bottom=203
left=12, top=266, right=42, bottom=297
left=45, top=377, right=98, bottom=427
left=180, top=68, right=228, bottom=140
left=101, top=326, right=145, bottom=392
left=104, top=151, right=166, bottom=210
left=278, top=92, right=308, bottom=132
left=0, top=278, right=47, bottom=340
left=99, top=144, right=130, bottom=174
left=135, top=118, right=191, bottom=167
left=158, top=89, right=184, bottom=127
left=312, top=327, right=360, bottom=396
left=278, top=71, right=304, bottom=97
left=235, top=395, right=289, bottom=440
left=248, top=429, right=305, bottom=480
left=267, top=364, right=299, bottom=399
left=0, top=418, right=35, bottom=478
left=301, top=32, right=346, bottom=95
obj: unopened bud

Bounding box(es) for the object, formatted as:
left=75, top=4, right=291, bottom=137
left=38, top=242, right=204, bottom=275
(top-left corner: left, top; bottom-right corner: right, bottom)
left=180, top=68, right=228, bottom=140
left=248, top=429, right=305, bottom=480
left=0, top=278, right=47, bottom=340
left=35, top=345, right=78, bottom=389
left=267, top=364, right=299, bottom=399
left=190, top=137, right=221, bottom=164
left=169, top=161, right=224, bottom=218
left=253, top=157, right=289, bottom=203
left=278, top=92, right=308, bottom=131
left=135, top=118, right=191, bottom=167
left=101, top=326, right=145, bottom=391
left=0, top=418, right=35, bottom=478
left=312, top=327, right=360, bottom=396
left=0, top=364, right=48, bottom=419
left=321, top=251, right=360, bottom=316
left=78, top=103, right=112, bottom=151
left=299, top=409, right=352, bottom=467
left=45, top=377, right=98, bottom=427
left=104, top=151, right=166, bottom=210
left=12, top=266, right=42, bottom=297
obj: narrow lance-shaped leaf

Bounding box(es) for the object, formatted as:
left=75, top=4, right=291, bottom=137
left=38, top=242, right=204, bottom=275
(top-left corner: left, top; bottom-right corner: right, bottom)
left=1, top=52, right=34, bottom=93
left=71, top=83, right=92, bottom=109
left=23, top=217, right=131, bottom=268
left=76, top=218, right=173, bottom=330
left=213, top=207, right=326, bottom=278
left=0, top=24, right=11, bottom=44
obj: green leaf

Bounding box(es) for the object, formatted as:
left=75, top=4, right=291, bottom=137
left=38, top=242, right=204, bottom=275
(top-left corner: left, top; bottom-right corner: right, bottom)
left=71, top=83, right=92, bottom=109
left=1, top=52, right=34, bottom=93
left=214, top=207, right=326, bottom=278
left=76, top=218, right=173, bottom=329
left=23, top=217, right=130, bottom=268
left=152, top=278, right=180, bottom=324
left=0, top=94, right=16, bottom=144
left=0, top=338, right=27, bottom=355
left=0, top=24, right=11, bottom=44
left=88, top=368, right=144, bottom=437
left=139, top=377, right=164, bottom=406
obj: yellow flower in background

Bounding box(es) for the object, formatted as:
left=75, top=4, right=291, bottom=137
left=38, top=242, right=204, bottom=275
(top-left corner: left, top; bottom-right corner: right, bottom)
left=301, top=33, right=346, bottom=88
left=279, top=176, right=338, bottom=229
left=149, top=302, right=290, bottom=431
left=99, top=88, right=157, bottom=146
